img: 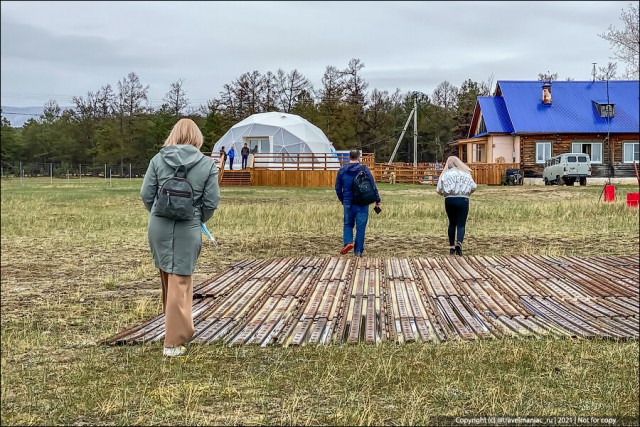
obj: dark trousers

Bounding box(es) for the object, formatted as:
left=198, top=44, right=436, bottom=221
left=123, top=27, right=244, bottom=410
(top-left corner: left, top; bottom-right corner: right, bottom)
left=242, top=155, right=248, bottom=169
left=229, top=157, right=234, bottom=170
left=444, top=197, right=469, bottom=246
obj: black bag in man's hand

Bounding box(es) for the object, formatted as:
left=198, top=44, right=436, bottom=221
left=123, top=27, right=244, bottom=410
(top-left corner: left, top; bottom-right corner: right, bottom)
left=351, top=165, right=377, bottom=206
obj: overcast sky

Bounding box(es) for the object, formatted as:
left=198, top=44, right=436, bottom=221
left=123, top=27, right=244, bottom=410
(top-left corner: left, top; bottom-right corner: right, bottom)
left=0, top=1, right=632, bottom=109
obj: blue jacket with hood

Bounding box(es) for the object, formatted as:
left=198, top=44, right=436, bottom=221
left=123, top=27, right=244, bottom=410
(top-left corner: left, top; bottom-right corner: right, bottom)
left=335, top=162, right=381, bottom=205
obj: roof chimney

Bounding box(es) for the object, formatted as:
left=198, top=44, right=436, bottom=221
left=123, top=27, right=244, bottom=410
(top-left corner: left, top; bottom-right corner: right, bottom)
left=542, top=82, right=552, bottom=105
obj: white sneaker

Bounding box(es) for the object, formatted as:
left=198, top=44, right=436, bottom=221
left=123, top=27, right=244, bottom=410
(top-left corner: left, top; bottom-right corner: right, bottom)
left=163, top=346, right=187, bottom=357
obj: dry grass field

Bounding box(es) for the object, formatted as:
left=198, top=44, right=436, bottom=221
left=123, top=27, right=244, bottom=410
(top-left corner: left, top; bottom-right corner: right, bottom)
left=1, top=178, right=639, bottom=425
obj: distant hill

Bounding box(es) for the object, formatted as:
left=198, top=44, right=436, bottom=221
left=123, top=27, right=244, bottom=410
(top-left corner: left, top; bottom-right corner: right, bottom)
left=1, top=106, right=44, bottom=128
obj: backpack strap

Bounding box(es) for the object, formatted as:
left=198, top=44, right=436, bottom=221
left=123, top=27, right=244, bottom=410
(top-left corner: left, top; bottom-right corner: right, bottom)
left=172, top=156, right=205, bottom=178
left=174, top=164, right=188, bottom=178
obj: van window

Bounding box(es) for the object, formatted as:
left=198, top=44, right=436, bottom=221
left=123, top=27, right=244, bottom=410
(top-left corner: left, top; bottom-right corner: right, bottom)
left=578, top=156, right=587, bottom=162
left=567, top=156, right=577, bottom=162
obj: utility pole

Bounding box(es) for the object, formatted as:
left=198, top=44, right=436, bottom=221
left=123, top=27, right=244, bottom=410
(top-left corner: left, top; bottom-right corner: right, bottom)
left=388, top=106, right=415, bottom=165
left=592, top=63, right=597, bottom=82
left=413, top=96, right=418, bottom=168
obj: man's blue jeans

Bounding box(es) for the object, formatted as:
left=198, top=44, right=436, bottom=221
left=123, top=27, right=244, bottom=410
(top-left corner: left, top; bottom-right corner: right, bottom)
left=343, top=204, right=369, bottom=256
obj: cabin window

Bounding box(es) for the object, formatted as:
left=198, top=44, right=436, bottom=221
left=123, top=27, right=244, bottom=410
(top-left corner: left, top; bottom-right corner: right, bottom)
left=472, top=143, right=485, bottom=162
left=594, top=102, right=615, bottom=118
left=572, top=142, right=602, bottom=163
left=535, top=141, right=552, bottom=164
left=623, top=142, right=639, bottom=163
left=478, top=117, right=487, bottom=135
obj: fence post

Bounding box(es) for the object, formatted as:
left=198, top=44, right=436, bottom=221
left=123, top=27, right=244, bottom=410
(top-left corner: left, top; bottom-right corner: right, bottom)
left=109, top=168, right=112, bottom=187
left=129, top=163, right=132, bottom=184
left=104, top=164, right=107, bottom=180
left=67, top=168, right=69, bottom=182
left=20, top=161, right=23, bottom=186
left=79, top=164, right=82, bottom=180
left=50, top=163, right=53, bottom=184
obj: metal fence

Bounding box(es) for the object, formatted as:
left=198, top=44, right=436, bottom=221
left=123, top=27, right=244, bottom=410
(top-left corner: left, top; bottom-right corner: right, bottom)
left=1, top=162, right=149, bottom=179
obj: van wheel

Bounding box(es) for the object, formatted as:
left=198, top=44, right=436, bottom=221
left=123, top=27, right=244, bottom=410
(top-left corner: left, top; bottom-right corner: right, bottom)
left=544, top=178, right=549, bottom=186
left=557, top=176, right=563, bottom=185
left=580, top=177, right=587, bottom=186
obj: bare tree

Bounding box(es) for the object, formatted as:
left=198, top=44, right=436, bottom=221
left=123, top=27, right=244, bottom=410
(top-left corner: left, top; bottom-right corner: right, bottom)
left=432, top=81, right=459, bottom=110
left=343, top=58, right=368, bottom=105
left=95, top=84, right=116, bottom=118
left=116, top=72, right=149, bottom=174
left=219, top=83, right=238, bottom=118
left=480, top=73, right=494, bottom=96
left=596, top=62, right=619, bottom=80
left=117, top=72, right=149, bottom=116
left=537, top=72, right=559, bottom=82
left=276, top=69, right=312, bottom=113
left=599, top=3, right=639, bottom=79
left=72, top=92, right=97, bottom=120
left=41, top=100, right=61, bottom=125
left=261, top=71, right=278, bottom=112
left=163, top=79, right=189, bottom=117
left=235, top=71, right=262, bottom=116
left=318, top=65, right=345, bottom=104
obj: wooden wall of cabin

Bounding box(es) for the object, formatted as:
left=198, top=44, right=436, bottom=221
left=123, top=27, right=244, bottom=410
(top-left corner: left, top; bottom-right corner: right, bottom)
left=520, top=133, right=639, bottom=178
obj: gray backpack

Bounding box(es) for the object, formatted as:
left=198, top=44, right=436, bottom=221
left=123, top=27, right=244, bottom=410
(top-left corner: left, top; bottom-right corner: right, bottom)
left=154, top=163, right=198, bottom=221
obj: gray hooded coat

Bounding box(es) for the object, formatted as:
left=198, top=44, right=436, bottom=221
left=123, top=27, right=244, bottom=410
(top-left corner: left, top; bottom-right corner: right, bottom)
left=140, top=145, right=221, bottom=275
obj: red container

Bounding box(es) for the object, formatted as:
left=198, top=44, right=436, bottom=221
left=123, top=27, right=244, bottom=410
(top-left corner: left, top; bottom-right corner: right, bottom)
left=627, top=192, right=639, bottom=208
left=604, top=185, right=615, bottom=202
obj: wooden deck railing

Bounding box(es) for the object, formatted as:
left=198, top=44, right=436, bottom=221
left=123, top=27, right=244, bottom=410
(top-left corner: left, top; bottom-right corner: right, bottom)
left=374, top=164, right=441, bottom=184
left=207, top=149, right=519, bottom=186
left=251, top=153, right=375, bottom=170
left=373, top=162, right=521, bottom=185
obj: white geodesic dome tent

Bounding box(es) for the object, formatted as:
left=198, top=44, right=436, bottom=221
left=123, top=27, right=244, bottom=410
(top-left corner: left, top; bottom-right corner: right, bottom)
left=212, top=112, right=340, bottom=169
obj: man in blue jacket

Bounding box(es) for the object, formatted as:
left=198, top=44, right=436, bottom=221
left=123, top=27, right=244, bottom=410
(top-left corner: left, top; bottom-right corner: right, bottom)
left=335, top=149, right=381, bottom=256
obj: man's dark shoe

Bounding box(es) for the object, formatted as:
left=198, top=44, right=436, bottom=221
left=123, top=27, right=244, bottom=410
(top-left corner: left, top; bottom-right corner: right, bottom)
left=340, top=243, right=354, bottom=255
left=449, top=247, right=456, bottom=255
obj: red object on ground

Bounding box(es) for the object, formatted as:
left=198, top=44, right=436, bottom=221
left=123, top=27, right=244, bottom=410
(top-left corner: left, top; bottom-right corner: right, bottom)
left=626, top=192, right=639, bottom=208
left=604, top=185, right=615, bottom=202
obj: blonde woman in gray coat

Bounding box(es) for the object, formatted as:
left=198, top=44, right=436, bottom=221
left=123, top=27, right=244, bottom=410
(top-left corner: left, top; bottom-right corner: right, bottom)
left=141, top=119, right=220, bottom=357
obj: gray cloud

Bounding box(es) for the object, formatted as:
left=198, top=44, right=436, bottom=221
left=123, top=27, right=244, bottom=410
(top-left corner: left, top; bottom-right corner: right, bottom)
left=0, top=1, right=632, bottom=108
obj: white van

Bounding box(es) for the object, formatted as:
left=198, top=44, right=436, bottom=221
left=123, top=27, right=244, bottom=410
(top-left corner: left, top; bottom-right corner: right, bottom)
left=543, top=153, right=591, bottom=186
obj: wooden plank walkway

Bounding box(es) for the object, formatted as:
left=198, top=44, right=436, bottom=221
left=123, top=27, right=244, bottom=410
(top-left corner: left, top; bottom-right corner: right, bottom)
left=102, top=255, right=639, bottom=346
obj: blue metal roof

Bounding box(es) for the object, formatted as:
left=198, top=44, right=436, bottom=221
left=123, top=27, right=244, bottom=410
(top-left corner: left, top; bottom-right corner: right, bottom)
left=471, top=131, right=489, bottom=139
left=477, top=96, right=514, bottom=134
left=496, top=80, right=640, bottom=133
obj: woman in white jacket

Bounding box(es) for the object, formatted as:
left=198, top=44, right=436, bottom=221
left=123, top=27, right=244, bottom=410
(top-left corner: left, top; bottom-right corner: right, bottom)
left=436, top=156, right=477, bottom=256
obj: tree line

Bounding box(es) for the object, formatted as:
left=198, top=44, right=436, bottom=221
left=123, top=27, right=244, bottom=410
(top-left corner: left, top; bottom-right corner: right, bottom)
left=3, top=59, right=633, bottom=176
left=1, top=60, right=497, bottom=175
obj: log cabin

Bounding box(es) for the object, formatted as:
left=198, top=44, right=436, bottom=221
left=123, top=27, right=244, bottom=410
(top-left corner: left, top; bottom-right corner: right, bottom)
left=451, top=80, right=639, bottom=178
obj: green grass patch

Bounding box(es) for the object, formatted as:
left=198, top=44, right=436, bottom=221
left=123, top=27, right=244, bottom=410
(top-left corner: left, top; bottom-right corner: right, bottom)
left=1, top=178, right=638, bottom=425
